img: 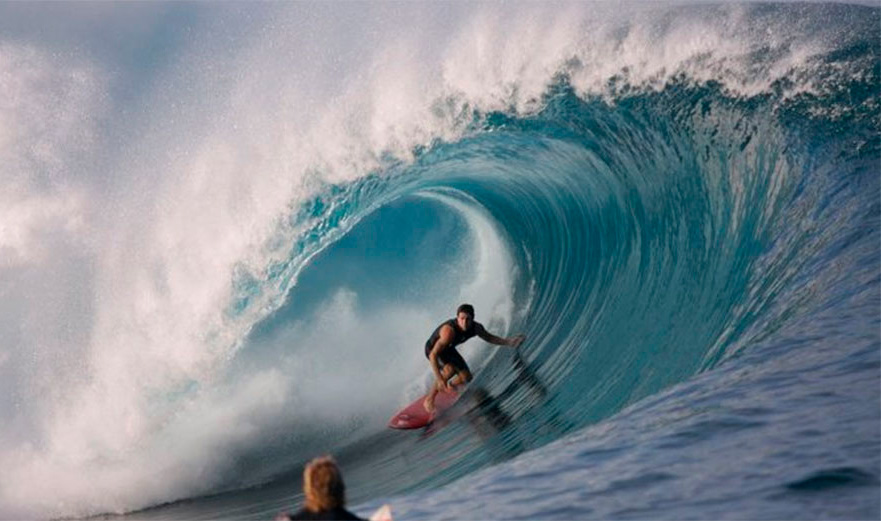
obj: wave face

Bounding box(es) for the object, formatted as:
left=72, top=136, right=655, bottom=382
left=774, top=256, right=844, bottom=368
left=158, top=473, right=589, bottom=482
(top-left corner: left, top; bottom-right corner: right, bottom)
left=0, top=3, right=878, bottom=519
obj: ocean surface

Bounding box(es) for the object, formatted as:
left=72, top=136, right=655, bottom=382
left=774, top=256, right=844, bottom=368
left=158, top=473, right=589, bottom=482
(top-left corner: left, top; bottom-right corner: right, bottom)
left=0, top=3, right=878, bottom=520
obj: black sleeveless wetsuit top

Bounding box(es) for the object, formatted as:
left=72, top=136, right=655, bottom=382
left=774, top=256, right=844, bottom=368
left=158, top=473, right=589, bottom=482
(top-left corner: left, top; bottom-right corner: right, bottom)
left=424, top=319, right=483, bottom=354
left=424, top=319, right=484, bottom=371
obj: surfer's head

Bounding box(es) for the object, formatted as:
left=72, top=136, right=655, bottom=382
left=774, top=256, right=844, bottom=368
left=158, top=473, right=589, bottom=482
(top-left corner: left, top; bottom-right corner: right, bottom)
left=303, top=455, right=346, bottom=512
left=456, top=303, right=475, bottom=331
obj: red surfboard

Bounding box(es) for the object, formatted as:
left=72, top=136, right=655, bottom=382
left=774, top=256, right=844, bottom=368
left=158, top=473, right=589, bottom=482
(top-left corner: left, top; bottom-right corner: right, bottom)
left=388, top=389, right=459, bottom=429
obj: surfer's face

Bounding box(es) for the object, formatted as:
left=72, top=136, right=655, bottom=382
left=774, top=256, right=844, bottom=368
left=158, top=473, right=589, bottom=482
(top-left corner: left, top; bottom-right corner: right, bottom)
left=456, top=311, right=473, bottom=331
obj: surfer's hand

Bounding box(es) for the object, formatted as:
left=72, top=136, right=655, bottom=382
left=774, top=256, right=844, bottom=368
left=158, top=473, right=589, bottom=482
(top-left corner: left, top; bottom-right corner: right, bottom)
left=509, top=334, right=526, bottom=348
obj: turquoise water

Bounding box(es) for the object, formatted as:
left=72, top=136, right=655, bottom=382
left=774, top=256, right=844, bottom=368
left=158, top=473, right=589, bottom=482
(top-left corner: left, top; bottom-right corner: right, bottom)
left=1, top=3, right=878, bottom=520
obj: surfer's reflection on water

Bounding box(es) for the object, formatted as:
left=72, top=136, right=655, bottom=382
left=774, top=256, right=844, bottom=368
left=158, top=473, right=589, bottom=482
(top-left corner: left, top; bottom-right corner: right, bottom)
left=423, top=351, right=572, bottom=460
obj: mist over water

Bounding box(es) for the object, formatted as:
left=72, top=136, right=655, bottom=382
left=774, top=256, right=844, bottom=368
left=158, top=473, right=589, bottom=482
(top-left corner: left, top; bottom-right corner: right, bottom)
left=0, top=3, right=878, bottom=519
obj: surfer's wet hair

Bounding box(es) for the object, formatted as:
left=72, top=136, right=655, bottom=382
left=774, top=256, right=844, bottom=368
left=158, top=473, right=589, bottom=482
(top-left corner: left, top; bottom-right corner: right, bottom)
left=303, top=455, right=346, bottom=512
left=457, top=303, right=475, bottom=318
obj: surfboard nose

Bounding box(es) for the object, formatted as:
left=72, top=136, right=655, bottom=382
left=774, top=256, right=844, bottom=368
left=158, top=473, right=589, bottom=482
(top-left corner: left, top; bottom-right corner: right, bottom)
left=388, top=413, right=417, bottom=429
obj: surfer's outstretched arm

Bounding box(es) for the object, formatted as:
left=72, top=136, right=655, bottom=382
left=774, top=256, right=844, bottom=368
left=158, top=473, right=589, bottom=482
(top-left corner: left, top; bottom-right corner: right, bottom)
left=477, top=326, right=526, bottom=348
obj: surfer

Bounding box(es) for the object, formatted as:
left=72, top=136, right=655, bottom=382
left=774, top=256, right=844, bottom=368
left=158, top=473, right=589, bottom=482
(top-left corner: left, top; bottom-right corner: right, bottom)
left=423, top=303, right=525, bottom=413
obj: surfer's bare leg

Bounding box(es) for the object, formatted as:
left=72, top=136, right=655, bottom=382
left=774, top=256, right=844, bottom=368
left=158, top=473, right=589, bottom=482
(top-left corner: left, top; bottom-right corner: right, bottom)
left=449, top=368, right=472, bottom=389
left=424, top=365, right=455, bottom=412
left=424, top=385, right=439, bottom=413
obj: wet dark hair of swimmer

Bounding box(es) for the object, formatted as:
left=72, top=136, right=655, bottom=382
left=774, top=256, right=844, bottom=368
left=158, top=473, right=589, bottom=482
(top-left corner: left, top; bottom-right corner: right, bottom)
left=457, top=303, right=475, bottom=318
left=304, top=456, right=345, bottom=512
left=277, top=456, right=365, bottom=521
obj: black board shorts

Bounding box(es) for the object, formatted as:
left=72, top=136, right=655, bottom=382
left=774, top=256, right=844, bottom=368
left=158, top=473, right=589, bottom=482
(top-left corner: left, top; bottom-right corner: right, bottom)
left=424, top=343, right=469, bottom=373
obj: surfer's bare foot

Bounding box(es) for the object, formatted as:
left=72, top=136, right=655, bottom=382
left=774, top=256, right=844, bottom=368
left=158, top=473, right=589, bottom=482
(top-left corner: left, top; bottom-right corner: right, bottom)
left=423, top=397, right=435, bottom=413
